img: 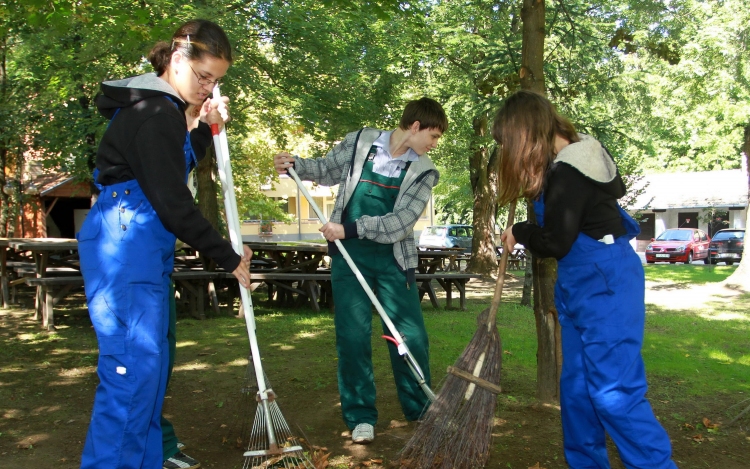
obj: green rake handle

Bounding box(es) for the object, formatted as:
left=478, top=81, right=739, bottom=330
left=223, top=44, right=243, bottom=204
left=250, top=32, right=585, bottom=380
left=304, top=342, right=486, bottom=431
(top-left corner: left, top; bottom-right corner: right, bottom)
left=287, top=166, right=435, bottom=402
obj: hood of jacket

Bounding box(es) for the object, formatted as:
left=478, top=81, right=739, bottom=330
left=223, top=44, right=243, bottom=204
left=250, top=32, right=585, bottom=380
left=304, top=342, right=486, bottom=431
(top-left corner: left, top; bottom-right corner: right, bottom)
left=554, top=133, right=625, bottom=198
left=96, top=72, right=185, bottom=119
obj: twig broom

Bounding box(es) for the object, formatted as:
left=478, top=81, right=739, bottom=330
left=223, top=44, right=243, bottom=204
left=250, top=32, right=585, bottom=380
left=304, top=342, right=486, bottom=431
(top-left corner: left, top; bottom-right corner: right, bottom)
left=211, top=85, right=314, bottom=469
left=399, top=199, right=517, bottom=469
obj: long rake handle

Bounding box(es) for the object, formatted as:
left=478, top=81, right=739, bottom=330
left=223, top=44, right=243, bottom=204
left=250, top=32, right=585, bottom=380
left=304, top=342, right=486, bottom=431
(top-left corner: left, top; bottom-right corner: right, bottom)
left=487, top=199, right=517, bottom=330
left=287, top=166, right=435, bottom=402
left=211, top=85, right=279, bottom=450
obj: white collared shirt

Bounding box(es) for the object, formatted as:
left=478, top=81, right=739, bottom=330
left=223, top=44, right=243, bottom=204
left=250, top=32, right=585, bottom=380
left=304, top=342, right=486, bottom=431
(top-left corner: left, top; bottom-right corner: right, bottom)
left=371, top=130, right=419, bottom=178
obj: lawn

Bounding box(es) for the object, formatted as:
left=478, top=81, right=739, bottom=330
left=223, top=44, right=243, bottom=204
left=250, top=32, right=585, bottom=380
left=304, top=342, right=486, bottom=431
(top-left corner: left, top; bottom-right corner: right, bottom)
left=0, top=264, right=748, bottom=468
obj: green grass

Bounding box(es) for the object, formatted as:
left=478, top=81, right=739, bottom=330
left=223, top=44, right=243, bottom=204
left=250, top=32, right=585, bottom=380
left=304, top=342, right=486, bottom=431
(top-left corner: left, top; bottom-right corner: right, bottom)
left=644, top=263, right=737, bottom=284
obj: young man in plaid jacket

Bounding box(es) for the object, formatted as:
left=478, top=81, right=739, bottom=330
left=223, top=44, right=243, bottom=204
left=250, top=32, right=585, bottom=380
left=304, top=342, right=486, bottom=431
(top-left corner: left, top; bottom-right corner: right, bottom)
left=274, top=97, right=447, bottom=444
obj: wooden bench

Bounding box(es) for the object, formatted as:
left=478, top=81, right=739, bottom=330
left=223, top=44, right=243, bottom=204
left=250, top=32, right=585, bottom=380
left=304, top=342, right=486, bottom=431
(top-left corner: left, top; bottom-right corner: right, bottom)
left=416, top=272, right=481, bottom=310
left=22, top=270, right=482, bottom=330
left=24, top=276, right=84, bottom=331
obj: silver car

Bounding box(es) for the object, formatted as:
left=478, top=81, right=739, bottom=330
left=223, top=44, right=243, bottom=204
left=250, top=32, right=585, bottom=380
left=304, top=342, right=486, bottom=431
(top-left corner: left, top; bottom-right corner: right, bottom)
left=418, top=224, right=473, bottom=252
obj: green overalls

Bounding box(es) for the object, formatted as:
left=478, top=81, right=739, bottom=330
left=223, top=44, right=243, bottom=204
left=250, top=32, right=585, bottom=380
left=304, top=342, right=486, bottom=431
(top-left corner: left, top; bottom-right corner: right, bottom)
left=331, top=153, right=432, bottom=429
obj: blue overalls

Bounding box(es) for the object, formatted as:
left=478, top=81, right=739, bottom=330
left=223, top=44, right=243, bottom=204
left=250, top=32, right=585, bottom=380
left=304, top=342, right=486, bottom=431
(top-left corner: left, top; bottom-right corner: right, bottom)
left=535, top=197, right=677, bottom=469
left=78, top=98, right=197, bottom=469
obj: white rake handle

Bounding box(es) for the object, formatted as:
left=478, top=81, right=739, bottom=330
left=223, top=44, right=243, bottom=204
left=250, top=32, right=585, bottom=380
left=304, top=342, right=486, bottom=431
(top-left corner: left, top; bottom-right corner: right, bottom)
left=287, top=166, right=435, bottom=401
left=211, top=85, right=280, bottom=449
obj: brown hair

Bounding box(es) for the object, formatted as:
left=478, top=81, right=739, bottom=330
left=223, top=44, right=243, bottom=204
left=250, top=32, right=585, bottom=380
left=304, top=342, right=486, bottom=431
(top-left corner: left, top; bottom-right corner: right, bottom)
left=492, top=90, right=579, bottom=206
left=148, top=19, right=233, bottom=75
left=399, top=97, right=449, bottom=133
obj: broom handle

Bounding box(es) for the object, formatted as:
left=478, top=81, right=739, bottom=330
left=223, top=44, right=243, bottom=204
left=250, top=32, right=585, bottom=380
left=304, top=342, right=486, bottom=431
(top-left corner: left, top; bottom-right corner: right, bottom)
left=287, top=166, right=435, bottom=401
left=486, top=199, right=517, bottom=330
left=211, top=87, right=278, bottom=448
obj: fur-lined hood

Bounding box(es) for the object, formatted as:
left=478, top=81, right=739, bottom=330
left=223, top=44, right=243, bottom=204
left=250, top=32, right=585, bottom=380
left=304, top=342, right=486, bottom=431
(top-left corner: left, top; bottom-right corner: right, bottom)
left=553, top=133, right=625, bottom=197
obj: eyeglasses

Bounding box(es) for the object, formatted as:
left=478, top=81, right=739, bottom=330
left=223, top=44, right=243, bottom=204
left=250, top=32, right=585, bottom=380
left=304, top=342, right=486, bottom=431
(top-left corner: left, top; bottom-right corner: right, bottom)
left=187, top=63, right=221, bottom=87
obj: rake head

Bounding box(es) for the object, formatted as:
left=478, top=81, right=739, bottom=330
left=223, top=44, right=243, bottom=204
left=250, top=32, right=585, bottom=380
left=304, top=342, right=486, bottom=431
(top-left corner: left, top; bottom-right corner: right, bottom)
left=239, top=362, right=316, bottom=469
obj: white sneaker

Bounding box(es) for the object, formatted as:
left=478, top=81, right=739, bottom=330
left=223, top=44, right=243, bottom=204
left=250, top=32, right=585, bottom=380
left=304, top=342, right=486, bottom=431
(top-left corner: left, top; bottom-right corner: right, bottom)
left=352, top=423, right=375, bottom=444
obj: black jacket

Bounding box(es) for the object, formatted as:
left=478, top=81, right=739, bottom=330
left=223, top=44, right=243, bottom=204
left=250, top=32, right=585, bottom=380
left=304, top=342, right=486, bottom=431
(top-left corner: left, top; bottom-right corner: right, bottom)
left=512, top=134, right=628, bottom=260
left=95, top=73, right=240, bottom=272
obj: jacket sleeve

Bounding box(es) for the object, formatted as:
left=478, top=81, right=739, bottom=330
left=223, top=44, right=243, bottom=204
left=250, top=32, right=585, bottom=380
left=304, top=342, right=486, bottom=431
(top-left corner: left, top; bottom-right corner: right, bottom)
left=355, top=170, right=439, bottom=244
left=190, top=122, right=213, bottom=162
left=512, top=164, right=591, bottom=260
left=293, top=132, right=358, bottom=186
left=128, top=111, right=241, bottom=272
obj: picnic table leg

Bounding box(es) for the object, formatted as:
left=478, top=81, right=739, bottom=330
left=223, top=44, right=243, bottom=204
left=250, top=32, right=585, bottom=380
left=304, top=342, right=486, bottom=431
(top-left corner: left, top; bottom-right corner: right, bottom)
left=1, top=247, right=8, bottom=308
left=457, top=280, right=467, bottom=310
left=422, top=279, right=440, bottom=309
left=34, top=252, right=49, bottom=321
left=436, top=278, right=452, bottom=309
left=43, top=287, right=54, bottom=331
left=208, top=280, right=220, bottom=316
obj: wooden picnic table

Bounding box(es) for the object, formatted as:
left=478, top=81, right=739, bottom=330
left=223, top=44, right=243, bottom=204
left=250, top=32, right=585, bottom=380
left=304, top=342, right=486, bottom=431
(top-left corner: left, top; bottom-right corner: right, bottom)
left=243, top=242, right=331, bottom=311
left=6, top=238, right=79, bottom=327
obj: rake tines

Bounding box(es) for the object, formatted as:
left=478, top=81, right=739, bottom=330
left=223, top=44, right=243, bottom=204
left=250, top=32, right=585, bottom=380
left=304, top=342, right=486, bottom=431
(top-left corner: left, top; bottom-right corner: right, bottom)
left=239, top=363, right=314, bottom=469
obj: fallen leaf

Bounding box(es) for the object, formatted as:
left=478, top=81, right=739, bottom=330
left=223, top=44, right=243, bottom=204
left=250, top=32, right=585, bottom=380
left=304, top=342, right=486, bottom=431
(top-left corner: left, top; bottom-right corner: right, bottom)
left=692, top=434, right=704, bottom=443
left=528, top=463, right=547, bottom=469
left=503, top=350, right=513, bottom=355
left=220, top=424, right=227, bottom=428
left=388, top=420, right=408, bottom=428
left=192, top=390, right=204, bottom=393
left=682, top=423, right=695, bottom=430
left=371, top=459, right=383, bottom=464
left=702, top=417, right=720, bottom=429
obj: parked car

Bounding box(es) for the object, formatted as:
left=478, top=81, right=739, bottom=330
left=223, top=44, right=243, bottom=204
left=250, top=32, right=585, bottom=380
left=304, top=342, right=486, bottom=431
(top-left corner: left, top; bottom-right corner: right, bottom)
left=645, top=228, right=711, bottom=264
left=708, top=229, right=744, bottom=265
left=418, top=224, right=473, bottom=252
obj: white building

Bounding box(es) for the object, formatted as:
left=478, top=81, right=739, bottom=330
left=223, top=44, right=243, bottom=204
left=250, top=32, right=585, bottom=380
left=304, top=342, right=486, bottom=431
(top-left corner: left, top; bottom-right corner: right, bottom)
left=628, top=169, right=748, bottom=251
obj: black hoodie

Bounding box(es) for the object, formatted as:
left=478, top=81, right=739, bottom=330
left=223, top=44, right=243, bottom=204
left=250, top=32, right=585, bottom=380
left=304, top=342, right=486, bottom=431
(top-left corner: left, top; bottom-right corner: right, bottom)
left=512, top=134, right=628, bottom=260
left=95, top=73, right=240, bottom=272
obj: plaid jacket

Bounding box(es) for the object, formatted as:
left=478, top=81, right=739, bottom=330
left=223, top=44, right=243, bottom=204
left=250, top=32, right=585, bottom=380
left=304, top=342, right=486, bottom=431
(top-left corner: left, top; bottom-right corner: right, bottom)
left=294, top=128, right=440, bottom=280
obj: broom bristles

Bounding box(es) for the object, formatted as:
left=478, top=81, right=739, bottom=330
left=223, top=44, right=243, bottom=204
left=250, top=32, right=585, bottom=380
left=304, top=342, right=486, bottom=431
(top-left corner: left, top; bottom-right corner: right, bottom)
left=400, top=308, right=502, bottom=469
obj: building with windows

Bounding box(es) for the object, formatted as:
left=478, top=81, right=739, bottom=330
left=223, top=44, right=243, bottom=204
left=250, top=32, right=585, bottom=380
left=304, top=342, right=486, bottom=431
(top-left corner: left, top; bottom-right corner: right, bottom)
left=240, top=173, right=437, bottom=242
left=628, top=169, right=748, bottom=251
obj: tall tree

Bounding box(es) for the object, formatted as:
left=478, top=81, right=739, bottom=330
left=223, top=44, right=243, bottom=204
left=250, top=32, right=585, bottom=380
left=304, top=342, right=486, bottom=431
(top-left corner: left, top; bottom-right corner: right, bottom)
left=519, top=0, right=561, bottom=404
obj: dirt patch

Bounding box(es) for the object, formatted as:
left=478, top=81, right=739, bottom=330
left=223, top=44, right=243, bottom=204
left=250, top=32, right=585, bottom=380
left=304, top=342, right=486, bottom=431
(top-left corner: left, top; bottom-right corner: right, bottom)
left=0, top=277, right=748, bottom=469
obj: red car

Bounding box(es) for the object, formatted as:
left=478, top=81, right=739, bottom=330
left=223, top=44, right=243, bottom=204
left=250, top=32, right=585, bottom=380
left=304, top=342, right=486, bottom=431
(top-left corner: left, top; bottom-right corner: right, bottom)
left=645, top=228, right=711, bottom=264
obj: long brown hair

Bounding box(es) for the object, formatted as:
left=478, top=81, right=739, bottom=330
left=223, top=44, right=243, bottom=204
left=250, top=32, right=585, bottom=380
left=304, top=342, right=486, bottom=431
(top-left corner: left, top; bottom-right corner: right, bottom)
left=148, top=19, right=233, bottom=75
left=492, top=90, right=579, bottom=206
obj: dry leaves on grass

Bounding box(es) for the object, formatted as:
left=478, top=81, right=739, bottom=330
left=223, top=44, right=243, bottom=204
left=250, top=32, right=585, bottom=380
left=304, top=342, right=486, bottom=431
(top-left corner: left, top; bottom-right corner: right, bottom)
left=528, top=463, right=547, bottom=469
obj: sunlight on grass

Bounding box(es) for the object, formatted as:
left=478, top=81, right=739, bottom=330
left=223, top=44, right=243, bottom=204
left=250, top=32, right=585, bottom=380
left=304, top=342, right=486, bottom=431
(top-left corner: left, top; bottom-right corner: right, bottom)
left=173, top=363, right=210, bottom=371
left=706, top=349, right=734, bottom=363
left=176, top=340, right=199, bottom=348
left=644, top=264, right=736, bottom=284
left=698, top=311, right=750, bottom=321
left=225, top=358, right=249, bottom=367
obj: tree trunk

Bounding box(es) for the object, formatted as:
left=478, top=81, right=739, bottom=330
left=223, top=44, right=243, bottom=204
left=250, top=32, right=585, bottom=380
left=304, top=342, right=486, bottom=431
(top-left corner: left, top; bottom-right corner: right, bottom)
left=521, top=252, right=533, bottom=306
left=0, top=35, right=8, bottom=237
left=725, top=124, right=750, bottom=289
left=521, top=0, right=562, bottom=403
left=197, top=147, right=222, bottom=234
left=467, top=115, right=500, bottom=276
left=520, top=199, right=535, bottom=306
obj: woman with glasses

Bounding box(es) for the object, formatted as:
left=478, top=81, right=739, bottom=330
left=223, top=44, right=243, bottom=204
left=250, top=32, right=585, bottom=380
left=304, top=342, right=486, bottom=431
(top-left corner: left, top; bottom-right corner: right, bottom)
left=78, top=19, right=251, bottom=469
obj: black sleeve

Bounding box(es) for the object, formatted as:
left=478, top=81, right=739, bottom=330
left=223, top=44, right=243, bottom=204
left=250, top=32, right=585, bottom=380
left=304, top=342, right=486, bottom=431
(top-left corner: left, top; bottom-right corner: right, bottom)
left=191, top=122, right=213, bottom=162
left=129, top=112, right=241, bottom=272
left=512, top=164, right=594, bottom=260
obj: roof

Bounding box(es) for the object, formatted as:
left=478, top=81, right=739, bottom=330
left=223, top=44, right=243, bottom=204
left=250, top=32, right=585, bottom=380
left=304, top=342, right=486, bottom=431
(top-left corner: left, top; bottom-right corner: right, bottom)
left=631, top=169, right=748, bottom=210
left=31, top=172, right=91, bottom=198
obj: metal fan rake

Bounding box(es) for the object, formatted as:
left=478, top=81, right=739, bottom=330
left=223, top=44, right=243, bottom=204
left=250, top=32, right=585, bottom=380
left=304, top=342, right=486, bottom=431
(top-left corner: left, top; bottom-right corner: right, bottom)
left=211, top=84, right=314, bottom=469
